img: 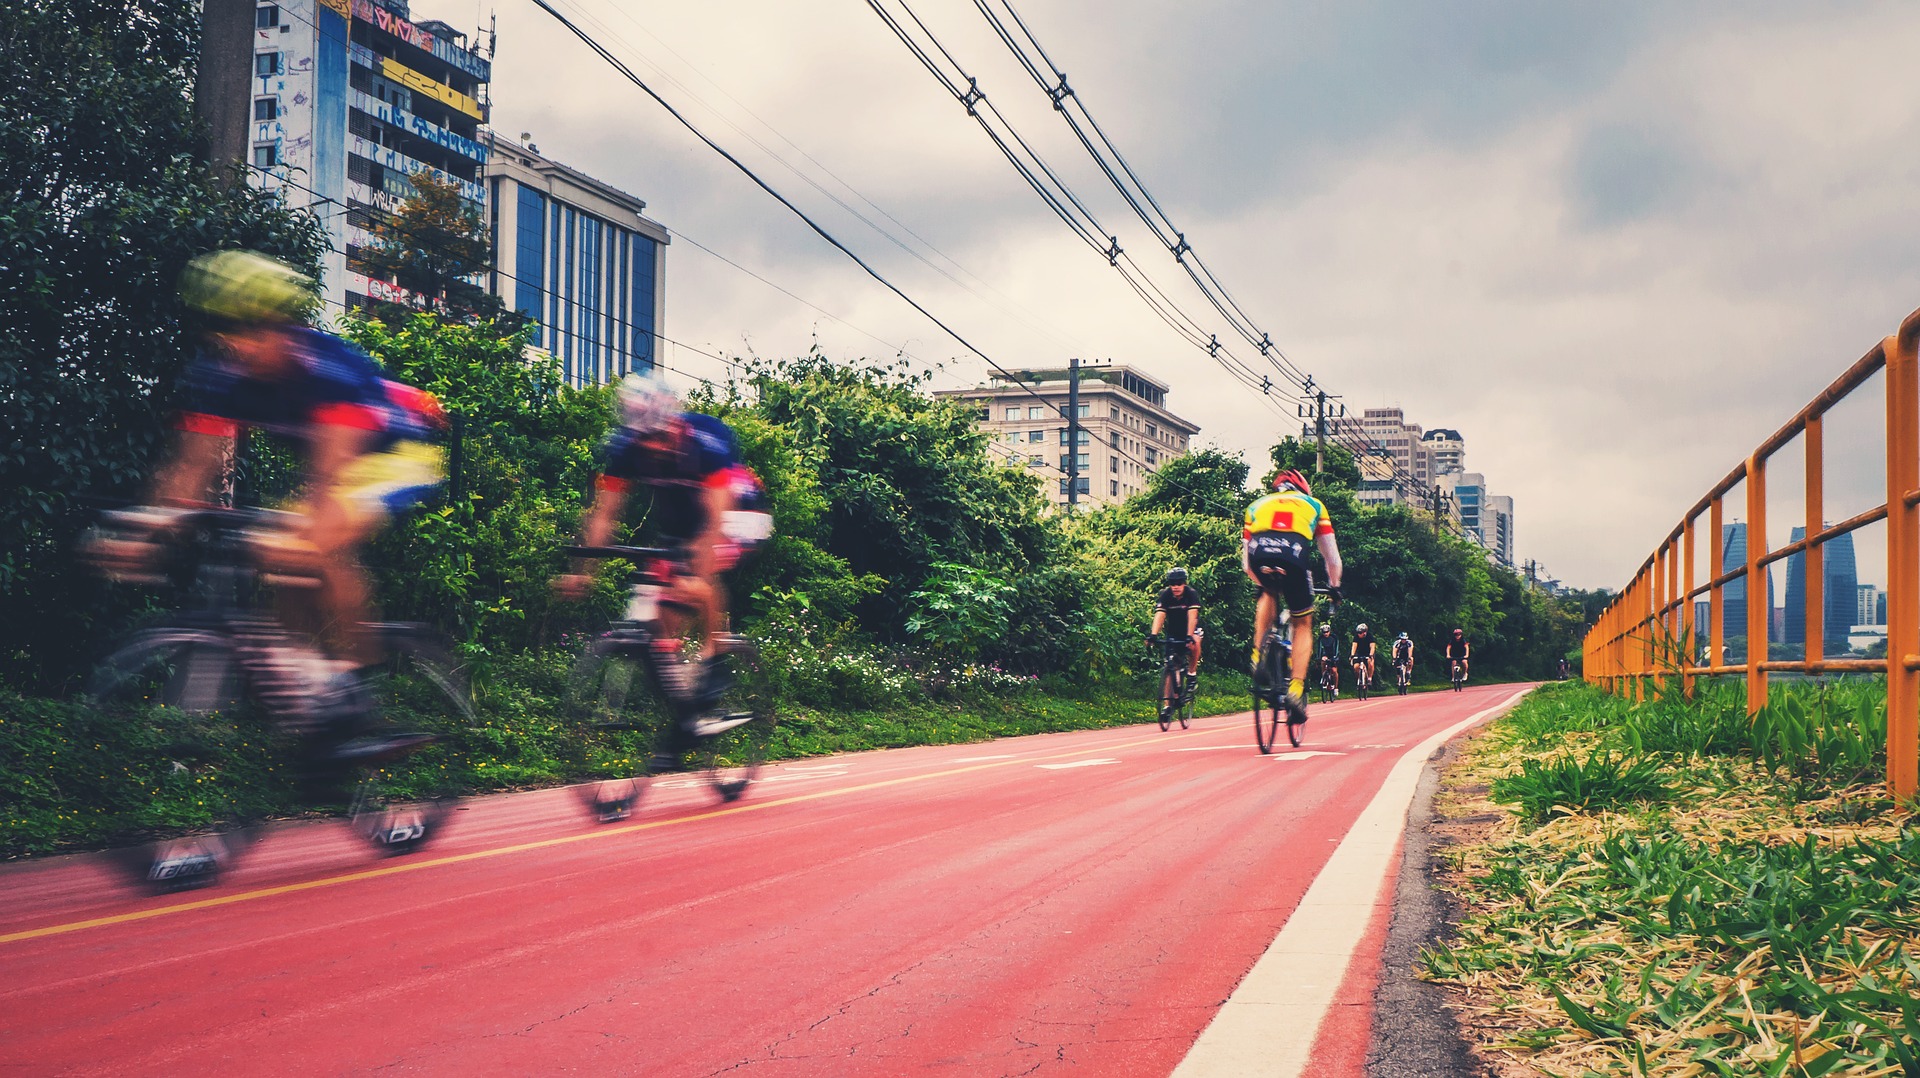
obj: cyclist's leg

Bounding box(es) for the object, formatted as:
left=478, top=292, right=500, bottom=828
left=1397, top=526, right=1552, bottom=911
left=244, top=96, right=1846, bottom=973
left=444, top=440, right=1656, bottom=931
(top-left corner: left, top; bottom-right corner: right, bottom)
left=1187, top=628, right=1202, bottom=676
left=1250, top=590, right=1276, bottom=667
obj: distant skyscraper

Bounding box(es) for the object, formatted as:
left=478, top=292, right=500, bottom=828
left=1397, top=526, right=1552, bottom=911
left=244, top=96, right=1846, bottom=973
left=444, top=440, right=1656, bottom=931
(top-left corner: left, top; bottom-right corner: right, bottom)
left=1721, top=523, right=1775, bottom=651
left=1858, top=584, right=1885, bottom=627
left=1783, top=527, right=1860, bottom=652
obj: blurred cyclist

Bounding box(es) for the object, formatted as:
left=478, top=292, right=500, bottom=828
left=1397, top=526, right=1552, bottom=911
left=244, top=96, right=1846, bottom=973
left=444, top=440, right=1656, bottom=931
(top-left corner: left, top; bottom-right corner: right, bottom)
left=1446, top=629, right=1472, bottom=682
left=1243, top=469, right=1344, bottom=714
left=1316, top=622, right=1341, bottom=698
left=555, top=374, right=770, bottom=712
left=114, top=250, right=445, bottom=755
left=1392, top=631, right=1415, bottom=681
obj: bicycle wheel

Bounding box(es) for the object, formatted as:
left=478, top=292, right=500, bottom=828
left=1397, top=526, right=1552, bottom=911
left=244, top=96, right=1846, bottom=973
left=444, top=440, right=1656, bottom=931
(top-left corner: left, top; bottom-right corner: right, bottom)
left=88, top=626, right=266, bottom=891
left=1253, top=642, right=1286, bottom=754
left=1178, top=671, right=1194, bottom=730
left=688, top=636, right=777, bottom=803
left=563, top=634, right=670, bottom=823
left=1158, top=664, right=1178, bottom=731
left=345, top=627, right=476, bottom=855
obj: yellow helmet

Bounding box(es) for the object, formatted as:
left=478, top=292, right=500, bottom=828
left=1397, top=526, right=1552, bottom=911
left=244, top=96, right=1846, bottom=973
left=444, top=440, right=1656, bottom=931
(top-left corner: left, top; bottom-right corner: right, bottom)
left=180, top=249, right=315, bottom=323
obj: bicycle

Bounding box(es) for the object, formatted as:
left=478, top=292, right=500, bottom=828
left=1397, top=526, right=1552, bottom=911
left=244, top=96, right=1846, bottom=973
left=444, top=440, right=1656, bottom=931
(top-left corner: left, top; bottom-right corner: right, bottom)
left=84, top=507, right=474, bottom=891
left=1451, top=659, right=1467, bottom=692
left=1153, top=636, right=1195, bottom=731
left=1350, top=655, right=1372, bottom=701
left=1317, top=655, right=1339, bottom=704
left=1393, top=656, right=1412, bottom=695
left=561, top=545, right=777, bottom=822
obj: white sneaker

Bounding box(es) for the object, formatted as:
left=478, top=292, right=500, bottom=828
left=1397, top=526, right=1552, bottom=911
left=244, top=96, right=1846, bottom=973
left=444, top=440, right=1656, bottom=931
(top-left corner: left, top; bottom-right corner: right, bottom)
left=688, top=713, right=754, bottom=737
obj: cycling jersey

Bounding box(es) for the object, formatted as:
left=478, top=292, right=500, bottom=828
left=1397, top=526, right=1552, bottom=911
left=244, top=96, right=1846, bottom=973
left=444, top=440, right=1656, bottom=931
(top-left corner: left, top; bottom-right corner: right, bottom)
left=1446, top=640, right=1470, bottom=660
left=1156, top=585, right=1200, bottom=637
left=1351, top=633, right=1378, bottom=657
left=600, top=412, right=765, bottom=545
left=1393, top=640, right=1414, bottom=660
left=1243, top=490, right=1334, bottom=543
left=176, top=328, right=440, bottom=450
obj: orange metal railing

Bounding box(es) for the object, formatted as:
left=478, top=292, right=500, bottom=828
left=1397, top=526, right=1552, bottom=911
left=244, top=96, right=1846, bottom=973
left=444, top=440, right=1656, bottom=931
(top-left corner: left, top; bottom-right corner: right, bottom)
left=1581, top=308, right=1920, bottom=800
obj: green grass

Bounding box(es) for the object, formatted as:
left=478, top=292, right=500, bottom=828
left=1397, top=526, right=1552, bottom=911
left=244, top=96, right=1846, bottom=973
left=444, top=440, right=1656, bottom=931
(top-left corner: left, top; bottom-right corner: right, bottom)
left=1423, top=680, right=1917, bottom=1075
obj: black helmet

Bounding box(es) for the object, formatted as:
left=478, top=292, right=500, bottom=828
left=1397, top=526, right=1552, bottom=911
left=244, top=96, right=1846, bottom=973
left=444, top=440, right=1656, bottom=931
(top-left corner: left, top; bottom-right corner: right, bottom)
left=1164, top=567, right=1188, bottom=586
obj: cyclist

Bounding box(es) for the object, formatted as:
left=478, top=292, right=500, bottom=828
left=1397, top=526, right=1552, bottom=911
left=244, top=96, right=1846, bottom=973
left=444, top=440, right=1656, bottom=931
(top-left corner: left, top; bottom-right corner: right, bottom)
left=1349, top=622, right=1379, bottom=689
left=1446, top=628, right=1472, bottom=683
left=1145, top=567, right=1201, bottom=688
left=112, top=250, right=445, bottom=759
left=555, top=373, right=771, bottom=712
left=1392, top=631, right=1415, bottom=685
left=1315, top=623, right=1342, bottom=698
left=1242, top=469, right=1344, bottom=713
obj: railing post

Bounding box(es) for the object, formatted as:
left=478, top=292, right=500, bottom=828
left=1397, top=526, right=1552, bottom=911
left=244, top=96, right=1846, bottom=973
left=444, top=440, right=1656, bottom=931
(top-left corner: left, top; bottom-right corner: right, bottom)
left=1652, top=549, right=1667, bottom=696
left=1886, top=332, right=1918, bottom=801
left=1710, top=497, right=1725, bottom=674
left=1682, top=515, right=1696, bottom=698
left=1746, top=454, right=1769, bottom=715
left=1805, top=417, right=1825, bottom=672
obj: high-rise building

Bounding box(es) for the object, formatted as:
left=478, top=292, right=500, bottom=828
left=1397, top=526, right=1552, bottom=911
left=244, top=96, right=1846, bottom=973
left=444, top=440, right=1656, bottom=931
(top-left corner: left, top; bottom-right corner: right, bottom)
left=1858, top=584, right=1885, bottom=627
left=1485, top=494, right=1515, bottom=567
left=1782, top=526, right=1859, bottom=653
left=245, top=0, right=493, bottom=313
left=1422, top=428, right=1465, bottom=477
left=936, top=365, right=1199, bottom=510
left=483, top=133, right=668, bottom=386
left=1721, top=523, right=1776, bottom=652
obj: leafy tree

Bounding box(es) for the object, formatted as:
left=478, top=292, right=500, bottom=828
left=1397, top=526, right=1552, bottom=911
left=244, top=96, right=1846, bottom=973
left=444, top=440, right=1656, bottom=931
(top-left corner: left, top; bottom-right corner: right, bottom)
left=358, top=172, right=512, bottom=325
left=0, top=0, right=326, bottom=688
left=906, top=562, right=1017, bottom=660
left=1132, top=448, right=1251, bottom=517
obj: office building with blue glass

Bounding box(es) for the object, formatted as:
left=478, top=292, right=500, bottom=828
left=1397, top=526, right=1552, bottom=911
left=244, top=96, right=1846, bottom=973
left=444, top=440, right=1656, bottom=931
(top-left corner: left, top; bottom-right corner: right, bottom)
left=1720, top=523, right=1775, bottom=652
left=483, top=133, right=667, bottom=386
left=1783, top=526, right=1859, bottom=653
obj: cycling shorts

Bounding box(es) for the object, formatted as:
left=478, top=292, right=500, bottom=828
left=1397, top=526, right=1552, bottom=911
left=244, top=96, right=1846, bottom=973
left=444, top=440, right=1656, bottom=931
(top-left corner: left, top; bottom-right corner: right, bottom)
left=297, top=441, right=444, bottom=527
left=1242, top=533, right=1314, bottom=616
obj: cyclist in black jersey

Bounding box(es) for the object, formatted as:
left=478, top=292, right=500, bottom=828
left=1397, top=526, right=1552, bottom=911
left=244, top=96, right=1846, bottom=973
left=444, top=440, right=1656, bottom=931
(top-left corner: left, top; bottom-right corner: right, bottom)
left=1348, top=623, right=1379, bottom=688
left=1445, top=629, right=1471, bottom=681
left=1146, top=567, right=1202, bottom=681
left=1315, top=623, right=1341, bottom=697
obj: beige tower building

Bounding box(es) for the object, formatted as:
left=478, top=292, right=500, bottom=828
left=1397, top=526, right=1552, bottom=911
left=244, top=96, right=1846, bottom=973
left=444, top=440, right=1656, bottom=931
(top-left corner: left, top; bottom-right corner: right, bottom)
left=936, top=364, right=1200, bottom=509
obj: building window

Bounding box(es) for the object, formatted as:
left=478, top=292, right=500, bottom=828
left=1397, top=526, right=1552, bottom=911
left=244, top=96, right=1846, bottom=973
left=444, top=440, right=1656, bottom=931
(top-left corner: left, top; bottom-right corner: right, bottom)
left=256, top=4, right=280, bottom=27
left=1058, top=478, right=1090, bottom=496
left=1025, top=430, right=1042, bottom=443
left=514, top=185, right=546, bottom=322
left=1005, top=407, right=1020, bottom=421
left=1075, top=404, right=1089, bottom=417
left=1110, top=456, right=1118, bottom=473
left=1109, top=432, right=1119, bottom=447
left=1146, top=448, right=1158, bottom=465
left=1110, top=406, right=1119, bottom=419
left=1111, top=480, right=1119, bottom=496
left=254, top=52, right=283, bottom=77
left=1028, top=405, right=1043, bottom=419
left=253, top=97, right=278, bottom=121
left=1028, top=455, right=1044, bottom=466
left=251, top=143, right=277, bottom=167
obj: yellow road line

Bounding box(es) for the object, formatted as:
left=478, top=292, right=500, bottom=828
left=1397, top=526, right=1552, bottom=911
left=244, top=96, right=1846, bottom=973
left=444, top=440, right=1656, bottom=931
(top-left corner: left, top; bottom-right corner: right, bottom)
left=2, top=721, right=1232, bottom=946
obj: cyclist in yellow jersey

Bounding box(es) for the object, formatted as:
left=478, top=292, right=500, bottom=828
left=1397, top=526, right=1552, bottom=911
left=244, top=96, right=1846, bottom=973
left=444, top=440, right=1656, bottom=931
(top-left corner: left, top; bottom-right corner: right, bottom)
left=1242, top=468, right=1344, bottom=711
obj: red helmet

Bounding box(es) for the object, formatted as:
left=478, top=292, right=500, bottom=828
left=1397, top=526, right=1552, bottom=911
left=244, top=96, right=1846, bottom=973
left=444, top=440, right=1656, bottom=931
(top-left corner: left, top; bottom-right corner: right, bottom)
left=1272, top=468, right=1311, bottom=495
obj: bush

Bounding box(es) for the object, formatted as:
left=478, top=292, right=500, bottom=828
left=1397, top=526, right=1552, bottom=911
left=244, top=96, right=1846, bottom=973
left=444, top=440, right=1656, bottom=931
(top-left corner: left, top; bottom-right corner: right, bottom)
left=1491, top=750, right=1673, bottom=825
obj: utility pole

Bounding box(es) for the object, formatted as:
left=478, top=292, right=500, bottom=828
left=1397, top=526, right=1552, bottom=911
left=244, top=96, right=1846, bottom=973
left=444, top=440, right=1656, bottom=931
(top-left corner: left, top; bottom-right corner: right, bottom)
left=1066, top=356, right=1081, bottom=512
left=1295, top=382, right=1344, bottom=478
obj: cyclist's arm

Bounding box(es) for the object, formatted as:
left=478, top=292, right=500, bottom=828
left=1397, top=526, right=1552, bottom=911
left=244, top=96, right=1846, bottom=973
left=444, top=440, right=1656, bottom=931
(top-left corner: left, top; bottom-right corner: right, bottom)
left=1316, top=528, right=1343, bottom=588
left=302, top=421, right=374, bottom=554
left=150, top=429, right=230, bottom=507
left=686, top=480, right=733, bottom=578
left=1184, top=607, right=1198, bottom=637
left=1150, top=608, right=1167, bottom=636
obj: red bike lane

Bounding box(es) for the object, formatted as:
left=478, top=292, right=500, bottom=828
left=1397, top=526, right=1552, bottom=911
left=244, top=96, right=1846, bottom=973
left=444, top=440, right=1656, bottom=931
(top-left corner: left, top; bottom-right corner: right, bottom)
left=0, top=684, right=1525, bottom=1076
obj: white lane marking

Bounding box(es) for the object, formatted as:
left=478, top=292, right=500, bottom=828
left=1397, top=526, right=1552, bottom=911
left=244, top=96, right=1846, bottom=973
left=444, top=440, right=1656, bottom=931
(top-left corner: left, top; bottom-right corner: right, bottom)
left=1172, top=686, right=1534, bottom=1078
left=1169, top=745, right=1246, bottom=752
left=1267, top=751, right=1346, bottom=760
left=1351, top=743, right=1406, bottom=749
left=952, top=754, right=1019, bottom=763
left=1035, top=759, right=1119, bottom=770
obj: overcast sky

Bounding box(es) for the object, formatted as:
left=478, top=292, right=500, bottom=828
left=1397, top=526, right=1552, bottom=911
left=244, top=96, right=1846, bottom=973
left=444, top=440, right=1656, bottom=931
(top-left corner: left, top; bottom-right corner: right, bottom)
left=433, top=0, right=1920, bottom=589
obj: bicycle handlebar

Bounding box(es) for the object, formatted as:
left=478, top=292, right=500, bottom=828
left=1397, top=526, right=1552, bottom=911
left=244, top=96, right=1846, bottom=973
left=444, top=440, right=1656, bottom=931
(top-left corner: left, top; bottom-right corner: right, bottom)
left=564, top=545, right=677, bottom=561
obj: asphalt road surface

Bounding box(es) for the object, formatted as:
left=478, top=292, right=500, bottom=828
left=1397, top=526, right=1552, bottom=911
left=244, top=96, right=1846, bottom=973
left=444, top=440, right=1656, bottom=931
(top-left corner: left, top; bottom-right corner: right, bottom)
left=1, top=682, right=1527, bottom=1076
